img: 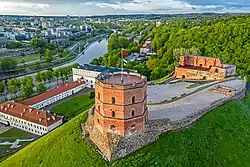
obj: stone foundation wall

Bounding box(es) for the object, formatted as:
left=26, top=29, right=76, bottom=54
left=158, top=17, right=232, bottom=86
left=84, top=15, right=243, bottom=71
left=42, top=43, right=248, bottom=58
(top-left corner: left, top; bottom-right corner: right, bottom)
left=83, top=79, right=247, bottom=161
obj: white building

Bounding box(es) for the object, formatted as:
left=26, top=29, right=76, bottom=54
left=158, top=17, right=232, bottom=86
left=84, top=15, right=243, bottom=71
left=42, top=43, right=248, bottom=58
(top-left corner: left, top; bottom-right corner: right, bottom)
left=0, top=101, right=62, bottom=136
left=72, top=64, right=123, bottom=88
left=21, top=80, right=86, bottom=109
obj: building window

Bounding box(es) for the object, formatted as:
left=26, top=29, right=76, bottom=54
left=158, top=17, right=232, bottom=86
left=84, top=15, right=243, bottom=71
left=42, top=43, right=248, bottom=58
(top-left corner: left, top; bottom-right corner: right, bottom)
left=112, top=97, right=116, bottom=104
left=98, top=105, right=100, bottom=111
left=98, top=92, right=100, bottom=99
left=97, top=119, right=100, bottom=124
left=110, top=125, right=116, bottom=131
left=112, top=111, right=115, bottom=118
left=132, top=96, right=135, bottom=104
left=132, top=110, right=135, bottom=117
left=215, top=68, right=219, bottom=73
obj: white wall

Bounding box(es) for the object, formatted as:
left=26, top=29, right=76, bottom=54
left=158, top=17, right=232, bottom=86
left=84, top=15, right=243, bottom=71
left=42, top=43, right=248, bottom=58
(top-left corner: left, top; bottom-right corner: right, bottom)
left=0, top=112, right=52, bottom=136
left=32, top=84, right=86, bottom=109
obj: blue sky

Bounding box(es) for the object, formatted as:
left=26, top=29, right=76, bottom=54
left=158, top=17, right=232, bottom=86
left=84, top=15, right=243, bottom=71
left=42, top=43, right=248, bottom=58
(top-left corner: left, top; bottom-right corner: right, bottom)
left=0, top=0, right=249, bottom=16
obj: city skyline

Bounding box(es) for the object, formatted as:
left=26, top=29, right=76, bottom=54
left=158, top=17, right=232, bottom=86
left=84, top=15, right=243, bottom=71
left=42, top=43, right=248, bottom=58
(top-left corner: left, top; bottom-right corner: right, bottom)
left=0, top=0, right=250, bottom=16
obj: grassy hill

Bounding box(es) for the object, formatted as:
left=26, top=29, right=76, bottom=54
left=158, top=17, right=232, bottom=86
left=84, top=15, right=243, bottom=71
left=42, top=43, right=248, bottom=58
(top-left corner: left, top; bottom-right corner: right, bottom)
left=2, top=92, right=250, bottom=167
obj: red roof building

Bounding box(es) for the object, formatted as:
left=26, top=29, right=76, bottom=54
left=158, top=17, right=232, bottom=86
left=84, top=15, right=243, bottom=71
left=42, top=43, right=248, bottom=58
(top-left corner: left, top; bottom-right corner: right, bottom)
left=0, top=101, right=62, bottom=136
left=21, top=80, right=86, bottom=109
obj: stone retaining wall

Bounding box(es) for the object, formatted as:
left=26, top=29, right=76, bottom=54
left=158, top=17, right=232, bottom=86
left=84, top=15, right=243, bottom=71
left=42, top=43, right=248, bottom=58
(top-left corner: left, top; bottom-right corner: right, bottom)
left=84, top=79, right=247, bottom=161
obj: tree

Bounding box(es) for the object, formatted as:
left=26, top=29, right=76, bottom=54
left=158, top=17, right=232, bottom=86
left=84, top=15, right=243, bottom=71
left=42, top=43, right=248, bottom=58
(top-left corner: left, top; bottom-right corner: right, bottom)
left=22, top=77, right=34, bottom=98
left=45, top=70, right=54, bottom=83
left=53, top=69, right=60, bottom=84
left=15, top=79, right=22, bottom=92
left=36, top=82, right=47, bottom=94
left=35, top=73, right=43, bottom=83
left=20, top=59, right=26, bottom=68
left=30, top=38, right=46, bottom=48
left=0, top=82, right=5, bottom=97
left=0, top=58, right=17, bottom=72
left=7, top=79, right=18, bottom=98
left=44, top=49, right=53, bottom=62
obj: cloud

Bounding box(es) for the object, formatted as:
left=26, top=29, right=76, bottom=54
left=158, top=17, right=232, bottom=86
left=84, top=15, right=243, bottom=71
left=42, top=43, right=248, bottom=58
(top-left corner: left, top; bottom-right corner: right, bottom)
left=0, top=0, right=250, bottom=15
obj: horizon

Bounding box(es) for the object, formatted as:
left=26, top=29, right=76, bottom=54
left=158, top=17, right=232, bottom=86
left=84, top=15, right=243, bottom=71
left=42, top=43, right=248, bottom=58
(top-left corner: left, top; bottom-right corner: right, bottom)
left=1, top=0, right=250, bottom=16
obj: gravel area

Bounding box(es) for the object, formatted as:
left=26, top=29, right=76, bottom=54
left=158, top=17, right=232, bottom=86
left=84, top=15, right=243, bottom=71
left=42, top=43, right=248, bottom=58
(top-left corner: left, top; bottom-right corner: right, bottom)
left=147, top=82, right=194, bottom=103
left=148, top=79, right=244, bottom=122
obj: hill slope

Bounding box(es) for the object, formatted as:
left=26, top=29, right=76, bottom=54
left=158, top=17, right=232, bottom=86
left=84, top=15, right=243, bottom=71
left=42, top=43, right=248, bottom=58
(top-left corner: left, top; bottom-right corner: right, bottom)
left=2, top=92, right=250, bottom=167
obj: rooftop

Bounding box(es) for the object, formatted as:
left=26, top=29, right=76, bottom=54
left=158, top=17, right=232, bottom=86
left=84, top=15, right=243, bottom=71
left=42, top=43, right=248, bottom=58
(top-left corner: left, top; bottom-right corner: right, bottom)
left=75, top=64, right=123, bottom=73
left=21, top=80, right=85, bottom=106
left=97, top=72, right=146, bottom=85
left=0, top=101, right=61, bottom=127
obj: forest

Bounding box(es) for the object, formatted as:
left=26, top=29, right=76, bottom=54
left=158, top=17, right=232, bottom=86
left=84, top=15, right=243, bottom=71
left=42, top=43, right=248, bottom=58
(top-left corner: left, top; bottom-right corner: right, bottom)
left=91, top=16, right=250, bottom=81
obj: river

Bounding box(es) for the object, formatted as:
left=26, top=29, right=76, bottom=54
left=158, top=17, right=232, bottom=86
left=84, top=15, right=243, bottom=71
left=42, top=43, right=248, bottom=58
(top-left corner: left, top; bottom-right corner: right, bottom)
left=75, top=38, right=108, bottom=64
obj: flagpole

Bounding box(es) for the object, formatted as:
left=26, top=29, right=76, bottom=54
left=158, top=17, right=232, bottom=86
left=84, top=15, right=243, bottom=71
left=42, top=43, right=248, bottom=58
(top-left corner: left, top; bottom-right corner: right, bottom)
left=121, top=48, right=124, bottom=84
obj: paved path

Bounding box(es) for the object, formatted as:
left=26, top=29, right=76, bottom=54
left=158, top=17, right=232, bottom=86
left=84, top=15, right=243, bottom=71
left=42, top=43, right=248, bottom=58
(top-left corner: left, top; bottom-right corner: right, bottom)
left=0, top=124, right=12, bottom=135
left=148, top=79, right=244, bottom=122
left=0, top=138, right=35, bottom=149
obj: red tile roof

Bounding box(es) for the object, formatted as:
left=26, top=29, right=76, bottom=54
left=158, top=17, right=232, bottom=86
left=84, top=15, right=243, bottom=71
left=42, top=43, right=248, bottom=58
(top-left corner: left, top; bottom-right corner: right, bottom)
left=21, top=80, right=85, bottom=106
left=0, top=101, right=62, bottom=127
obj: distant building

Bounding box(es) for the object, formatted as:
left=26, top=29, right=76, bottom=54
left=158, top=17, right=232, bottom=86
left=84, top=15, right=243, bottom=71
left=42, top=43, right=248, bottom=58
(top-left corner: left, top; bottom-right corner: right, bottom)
left=0, top=101, right=62, bottom=136
left=72, top=64, right=124, bottom=88
left=123, top=53, right=146, bottom=64
left=42, top=18, right=47, bottom=29
left=21, top=80, right=86, bottom=109
left=0, top=33, right=6, bottom=48
left=175, top=55, right=236, bottom=80
left=140, top=37, right=156, bottom=56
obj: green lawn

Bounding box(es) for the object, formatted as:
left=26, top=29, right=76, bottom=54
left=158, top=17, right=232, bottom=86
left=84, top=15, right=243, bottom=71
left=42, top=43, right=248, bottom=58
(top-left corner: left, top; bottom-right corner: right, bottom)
left=0, top=128, right=33, bottom=138
left=51, top=93, right=95, bottom=118
left=2, top=92, right=250, bottom=167
left=15, top=54, right=40, bottom=64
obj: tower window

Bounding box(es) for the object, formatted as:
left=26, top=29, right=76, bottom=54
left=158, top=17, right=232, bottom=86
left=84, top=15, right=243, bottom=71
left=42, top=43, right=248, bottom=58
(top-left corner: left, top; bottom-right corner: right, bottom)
left=132, top=96, right=135, bottom=104
left=110, top=125, right=116, bottom=131
left=97, top=119, right=100, bottom=124
left=98, top=105, right=100, bottom=111
left=112, top=97, right=115, bottom=104
left=112, top=111, right=115, bottom=117
left=132, top=110, right=135, bottom=117
left=98, top=92, right=100, bottom=99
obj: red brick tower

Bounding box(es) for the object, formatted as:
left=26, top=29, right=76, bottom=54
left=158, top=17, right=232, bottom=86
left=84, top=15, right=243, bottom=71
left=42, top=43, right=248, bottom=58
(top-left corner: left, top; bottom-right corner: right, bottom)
left=93, top=71, right=148, bottom=136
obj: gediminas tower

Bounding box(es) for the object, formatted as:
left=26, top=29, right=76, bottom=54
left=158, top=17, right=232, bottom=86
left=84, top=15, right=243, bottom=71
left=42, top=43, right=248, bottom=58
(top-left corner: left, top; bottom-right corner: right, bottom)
left=94, top=71, right=148, bottom=136
left=85, top=71, right=148, bottom=160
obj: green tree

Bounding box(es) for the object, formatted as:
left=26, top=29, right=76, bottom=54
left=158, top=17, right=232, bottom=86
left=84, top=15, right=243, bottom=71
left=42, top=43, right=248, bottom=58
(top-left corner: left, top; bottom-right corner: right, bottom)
left=7, top=79, right=18, bottom=98
left=0, top=82, right=5, bottom=97
left=22, top=77, right=34, bottom=98
left=35, top=73, right=43, bottom=83
left=20, top=59, right=26, bottom=68
left=44, top=49, right=53, bottom=62
left=36, top=82, right=47, bottom=94
left=0, top=58, right=17, bottom=72
left=30, top=38, right=46, bottom=48
left=53, top=69, right=60, bottom=84
left=45, top=70, right=54, bottom=83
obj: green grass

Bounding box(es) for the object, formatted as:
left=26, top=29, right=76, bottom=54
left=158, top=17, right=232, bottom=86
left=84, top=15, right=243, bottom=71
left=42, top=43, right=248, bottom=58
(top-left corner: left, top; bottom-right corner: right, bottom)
left=2, top=92, right=250, bottom=167
left=51, top=93, right=95, bottom=118
left=15, top=55, right=40, bottom=64
left=0, top=128, right=33, bottom=138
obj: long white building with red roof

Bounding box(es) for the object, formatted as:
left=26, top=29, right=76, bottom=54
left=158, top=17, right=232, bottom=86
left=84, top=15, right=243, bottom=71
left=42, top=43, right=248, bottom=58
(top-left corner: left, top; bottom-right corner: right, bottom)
left=21, top=80, right=86, bottom=109
left=0, top=101, right=62, bottom=136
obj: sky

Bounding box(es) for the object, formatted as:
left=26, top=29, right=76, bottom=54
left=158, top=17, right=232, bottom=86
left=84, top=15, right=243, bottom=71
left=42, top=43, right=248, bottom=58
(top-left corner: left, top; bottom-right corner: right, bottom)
left=0, top=0, right=250, bottom=16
